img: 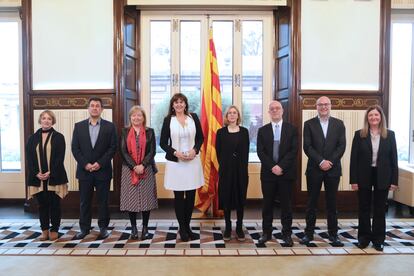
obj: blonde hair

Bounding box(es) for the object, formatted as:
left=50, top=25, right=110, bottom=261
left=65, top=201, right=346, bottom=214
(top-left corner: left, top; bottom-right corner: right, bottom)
left=128, top=105, right=147, bottom=128
left=38, top=110, right=56, bottom=125
left=360, top=105, right=388, bottom=139
left=223, top=105, right=241, bottom=126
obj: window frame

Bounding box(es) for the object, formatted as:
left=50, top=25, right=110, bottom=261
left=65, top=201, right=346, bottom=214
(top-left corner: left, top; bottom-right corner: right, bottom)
left=0, top=10, right=24, bottom=173
left=390, top=11, right=414, bottom=164
left=140, top=10, right=274, bottom=162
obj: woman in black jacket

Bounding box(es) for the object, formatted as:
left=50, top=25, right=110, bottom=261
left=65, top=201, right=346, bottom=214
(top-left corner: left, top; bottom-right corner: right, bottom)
left=160, top=93, right=204, bottom=242
left=216, top=105, right=249, bottom=241
left=26, top=110, right=68, bottom=241
left=350, top=105, right=398, bottom=251
left=119, top=105, right=158, bottom=240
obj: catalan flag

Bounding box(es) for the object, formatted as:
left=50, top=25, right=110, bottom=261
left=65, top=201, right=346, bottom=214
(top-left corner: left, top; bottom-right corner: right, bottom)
left=195, top=28, right=223, bottom=216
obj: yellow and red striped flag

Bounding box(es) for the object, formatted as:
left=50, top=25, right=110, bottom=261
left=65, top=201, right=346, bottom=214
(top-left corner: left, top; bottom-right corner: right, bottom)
left=195, top=28, right=223, bottom=217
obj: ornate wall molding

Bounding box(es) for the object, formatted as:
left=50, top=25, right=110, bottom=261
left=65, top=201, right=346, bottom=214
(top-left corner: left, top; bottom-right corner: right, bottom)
left=301, top=96, right=381, bottom=110
left=32, top=95, right=113, bottom=109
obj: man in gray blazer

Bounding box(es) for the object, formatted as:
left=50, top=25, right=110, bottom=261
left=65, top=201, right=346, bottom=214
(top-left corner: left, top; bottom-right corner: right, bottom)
left=300, top=96, right=346, bottom=246
left=72, top=97, right=117, bottom=239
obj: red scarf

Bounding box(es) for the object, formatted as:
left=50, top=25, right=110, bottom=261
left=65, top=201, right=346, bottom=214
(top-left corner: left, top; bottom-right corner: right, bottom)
left=127, top=126, right=147, bottom=185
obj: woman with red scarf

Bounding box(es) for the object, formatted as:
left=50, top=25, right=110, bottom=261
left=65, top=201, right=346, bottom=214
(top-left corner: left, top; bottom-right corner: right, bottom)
left=120, top=106, right=158, bottom=240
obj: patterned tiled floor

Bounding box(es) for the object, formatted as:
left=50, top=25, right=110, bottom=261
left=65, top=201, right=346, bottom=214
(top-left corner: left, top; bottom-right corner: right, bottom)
left=1, top=219, right=414, bottom=256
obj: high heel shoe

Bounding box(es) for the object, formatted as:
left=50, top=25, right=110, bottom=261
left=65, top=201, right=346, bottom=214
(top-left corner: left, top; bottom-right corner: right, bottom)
left=141, top=226, right=151, bottom=240
left=130, top=225, right=138, bottom=240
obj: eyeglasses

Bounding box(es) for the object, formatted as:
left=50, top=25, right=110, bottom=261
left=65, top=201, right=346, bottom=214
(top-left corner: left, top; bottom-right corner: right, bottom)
left=316, top=103, right=331, bottom=107
left=269, top=107, right=282, bottom=111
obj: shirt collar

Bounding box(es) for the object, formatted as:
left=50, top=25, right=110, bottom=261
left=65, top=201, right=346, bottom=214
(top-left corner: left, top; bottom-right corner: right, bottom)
left=271, top=119, right=283, bottom=128
left=318, top=115, right=330, bottom=123
left=89, top=118, right=101, bottom=125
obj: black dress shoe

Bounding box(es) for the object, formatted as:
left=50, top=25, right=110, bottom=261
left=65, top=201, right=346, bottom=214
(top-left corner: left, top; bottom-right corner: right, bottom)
left=282, top=235, right=294, bottom=247
left=74, top=231, right=89, bottom=240
left=299, top=235, right=313, bottom=245
left=258, top=232, right=272, bottom=244
left=373, top=243, right=384, bottom=252
left=223, top=228, right=231, bottom=241
left=130, top=225, right=138, bottom=240
left=141, top=226, right=151, bottom=240
left=329, top=235, right=344, bottom=247
left=98, top=228, right=110, bottom=239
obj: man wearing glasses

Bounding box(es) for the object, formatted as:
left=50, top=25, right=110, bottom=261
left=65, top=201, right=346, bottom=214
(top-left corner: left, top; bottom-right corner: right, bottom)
left=300, top=96, right=346, bottom=247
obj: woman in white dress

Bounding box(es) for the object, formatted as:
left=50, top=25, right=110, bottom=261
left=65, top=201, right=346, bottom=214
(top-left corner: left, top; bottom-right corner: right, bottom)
left=160, top=93, right=204, bottom=242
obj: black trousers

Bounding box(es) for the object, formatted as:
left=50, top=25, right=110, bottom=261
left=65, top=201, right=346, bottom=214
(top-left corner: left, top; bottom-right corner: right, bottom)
left=305, top=172, right=340, bottom=237
left=35, top=191, right=61, bottom=232
left=173, top=190, right=196, bottom=230
left=358, top=167, right=389, bottom=245
left=261, top=179, right=293, bottom=236
left=79, top=177, right=110, bottom=232
left=224, top=207, right=244, bottom=230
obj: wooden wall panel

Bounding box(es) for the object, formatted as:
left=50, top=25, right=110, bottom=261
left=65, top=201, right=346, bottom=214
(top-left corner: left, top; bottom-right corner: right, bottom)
left=301, top=110, right=366, bottom=192
left=32, top=109, right=113, bottom=192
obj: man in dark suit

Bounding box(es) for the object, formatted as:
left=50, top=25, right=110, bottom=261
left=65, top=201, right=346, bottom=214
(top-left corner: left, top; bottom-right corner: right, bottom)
left=72, top=97, right=117, bottom=239
left=300, top=96, right=346, bottom=246
left=257, top=101, right=298, bottom=246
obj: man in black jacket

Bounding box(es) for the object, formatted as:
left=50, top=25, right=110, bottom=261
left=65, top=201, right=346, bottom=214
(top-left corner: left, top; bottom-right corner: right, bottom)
left=71, top=97, right=117, bottom=239
left=257, top=101, right=298, bottom=246
left=300, top=96, right=346, bottom=246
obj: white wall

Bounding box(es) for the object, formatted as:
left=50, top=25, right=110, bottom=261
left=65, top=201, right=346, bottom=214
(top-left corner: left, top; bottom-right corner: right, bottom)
left=31, top=0, right=114, bottom=90
left=301, top=0, right=381, bottom=90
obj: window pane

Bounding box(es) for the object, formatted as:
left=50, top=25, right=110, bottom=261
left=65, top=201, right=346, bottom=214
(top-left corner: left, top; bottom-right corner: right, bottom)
left=0, top=22, right=21, bottom=171
left=180, top=21, right=201, bottom=116
left=390, top=23, right=412, bottom=162
left=212, top=21, right=233, bottom=114
left=241, top=21, right=263, bottom=153
left=150, top=21, right=171, bottom=152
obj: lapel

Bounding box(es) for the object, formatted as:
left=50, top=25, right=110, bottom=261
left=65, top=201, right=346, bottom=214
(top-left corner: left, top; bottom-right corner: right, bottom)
left=94, top=119, right=104, bottom=148
left=377, top=135, right=385, bottom=160
left=325, top=117, right=334, bottom=142
left=82, top=119, right=94, bottom=150
left=313, top=117, right=326, bottom=141
left=265, top=123, right=274, bottom=151
left=364, top=133, right=373, bottom=163
left=279, top=122, right=288, bottom=152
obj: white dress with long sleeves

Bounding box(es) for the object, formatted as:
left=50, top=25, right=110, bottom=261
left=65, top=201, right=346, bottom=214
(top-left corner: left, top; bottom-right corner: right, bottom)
left=164, top=116, right=204, bottom=191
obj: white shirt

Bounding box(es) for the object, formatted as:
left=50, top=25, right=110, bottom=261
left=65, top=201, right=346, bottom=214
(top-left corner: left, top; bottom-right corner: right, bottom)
left=318, top=115, right=329, bottom=138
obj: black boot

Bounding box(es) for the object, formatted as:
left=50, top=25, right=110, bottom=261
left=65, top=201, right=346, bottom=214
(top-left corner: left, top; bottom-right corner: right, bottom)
left=175, top=196, right=189, bottom=242
left=179, top=225, right=189, bottom=242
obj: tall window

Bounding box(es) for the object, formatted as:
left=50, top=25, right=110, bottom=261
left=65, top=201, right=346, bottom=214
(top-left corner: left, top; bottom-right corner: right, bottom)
left=0, top=13, right=21, bottom=171
left=141, top=12, right=274, bottom=161
left=390, top=14, right=414, bottom=164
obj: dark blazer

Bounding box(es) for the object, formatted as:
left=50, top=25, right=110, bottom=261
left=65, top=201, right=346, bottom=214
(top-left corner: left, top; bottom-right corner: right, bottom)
left=26, top=128, right=68, bottom=187
left=303, top=116, right=346, bottom=177
left=120, top=127, right=157, bottom=173
left=160, top=113, right=203, bottom=162
left=350, top=130, right=398, bottom=190
left=257, top=122, right=298, bottom=181
left=71, top=118, right=117, bottom=181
